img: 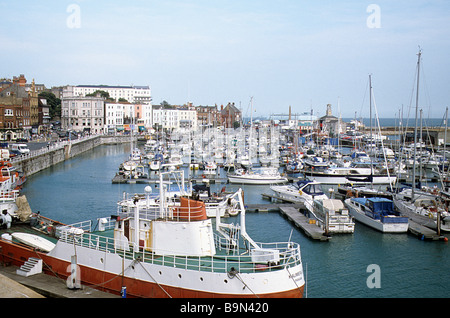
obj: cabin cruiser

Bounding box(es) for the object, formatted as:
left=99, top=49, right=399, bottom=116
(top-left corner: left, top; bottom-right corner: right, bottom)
left=309, top=199, right=355, bottom=234
left=345, top=197, right=409, bottom=233
left=228, top=168, right=288, bottom=185
left=270, top=180, right=328, bottom=204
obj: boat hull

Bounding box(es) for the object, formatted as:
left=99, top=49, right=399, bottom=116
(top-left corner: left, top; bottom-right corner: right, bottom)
left=345, top=199, right=408, bottom=233
left=305, top=173, right=396, bottom=185
left=228, top=175, right=288, bottom=185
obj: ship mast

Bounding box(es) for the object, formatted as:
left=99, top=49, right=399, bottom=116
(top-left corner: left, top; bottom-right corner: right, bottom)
left=412, top=48, right=421, bottom=201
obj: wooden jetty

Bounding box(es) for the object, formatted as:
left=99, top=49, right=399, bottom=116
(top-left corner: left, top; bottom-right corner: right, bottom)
left=279, top=206, right=330, bottom=241
left=407, top=220, right=446, bottom=241
left=400, top=209, right=448, bottom=241
left=245, top=202, right=330, bottom=241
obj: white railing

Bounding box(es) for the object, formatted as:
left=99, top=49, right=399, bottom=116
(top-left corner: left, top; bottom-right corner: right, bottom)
left=10, top=134, right=100, bottom=165
left=0, top=189, right=19, bottom=202
left=57, top=221, right=302, bottom=274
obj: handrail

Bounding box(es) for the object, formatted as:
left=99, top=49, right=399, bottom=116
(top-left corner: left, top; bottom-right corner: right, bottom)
left=58, top=226, right=302, bottom=274
left=10, top=134, right=100, bottom=165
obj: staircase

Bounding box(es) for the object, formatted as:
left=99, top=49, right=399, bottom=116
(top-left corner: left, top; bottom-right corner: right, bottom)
left=16, top=257, right=43, bottom=277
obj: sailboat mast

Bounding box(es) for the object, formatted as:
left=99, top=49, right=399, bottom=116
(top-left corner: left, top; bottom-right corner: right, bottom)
left=369, top=74, right=374, bottom=186
left=412, top=49, right=422, bottom=200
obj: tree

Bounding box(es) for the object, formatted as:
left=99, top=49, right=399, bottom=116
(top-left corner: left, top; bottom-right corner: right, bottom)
left=86, top=90, right=112, bottom=100
left=38, top=91, right=61, bottom=119
left=160, top=100, right=174, bottom=109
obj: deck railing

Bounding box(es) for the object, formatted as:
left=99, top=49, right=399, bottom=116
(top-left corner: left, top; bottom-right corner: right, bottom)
left=58, top=218, right=302, bottom=274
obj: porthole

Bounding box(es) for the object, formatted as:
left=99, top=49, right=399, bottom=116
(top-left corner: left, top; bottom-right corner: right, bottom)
left=178, top=274, right=182, bottom=278
left=224, top=279, right=228, bottom=283
left=100, top=258, right=104, bottom=263
left=200, top=277, right=203, bottom=281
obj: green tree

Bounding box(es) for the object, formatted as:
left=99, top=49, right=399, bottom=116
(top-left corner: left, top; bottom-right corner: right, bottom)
left=38, top=91, right=61, bottom=119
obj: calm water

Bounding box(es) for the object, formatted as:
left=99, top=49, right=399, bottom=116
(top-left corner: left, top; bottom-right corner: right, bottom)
left=21, top=143, right=450, bottom=298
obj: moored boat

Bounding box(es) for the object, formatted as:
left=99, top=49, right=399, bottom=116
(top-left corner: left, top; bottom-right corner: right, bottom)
left=270, top=179, right=328, bottom=204
left=228, top=168, right=288, bottom=185
left=0, top=170, right=305, bottom=298
left=304, top=165, right=397, bottom=185
left=310, top=199, right=355, bottom=234
left=344, top=197, right=409, bottom=233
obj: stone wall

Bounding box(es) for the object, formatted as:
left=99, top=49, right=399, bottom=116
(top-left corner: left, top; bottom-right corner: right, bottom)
left=12, top=135, right=134, bottom=176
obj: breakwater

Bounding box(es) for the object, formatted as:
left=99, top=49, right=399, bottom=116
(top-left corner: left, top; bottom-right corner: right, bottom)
left=10, top=135, right=135, bottom=176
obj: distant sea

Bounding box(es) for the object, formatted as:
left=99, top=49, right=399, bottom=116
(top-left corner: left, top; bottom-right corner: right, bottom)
left=248, top=117, right=448, bottom=128
left=342, top=117, right=449, bottom=128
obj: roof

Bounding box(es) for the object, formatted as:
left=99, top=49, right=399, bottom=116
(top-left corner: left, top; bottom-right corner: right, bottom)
left=76, top=85, right=149, bottom=90
left=367, top=197, right=393, bottom=203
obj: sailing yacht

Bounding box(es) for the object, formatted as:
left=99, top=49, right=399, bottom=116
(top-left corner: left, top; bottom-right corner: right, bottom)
left=393, top=49, right=450, bottom=233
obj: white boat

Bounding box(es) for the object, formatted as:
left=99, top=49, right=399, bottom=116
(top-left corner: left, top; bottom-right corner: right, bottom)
left=0, top=170, right=305, bottom=298
left=305, top=165, right=397, bottom=185
left=344, top=197, right=409, bottom=233
left=228, top=168, right=288, bottom=185
left=310, top=199, right=355, bottom=234
left=12, top=232, right=56, bottom=252
left=203, top=161, right=218, bottom=176
left=270, top=180, right=328, bottom=204
left=393, top=188, right=450, bottom=232
left=149, top=159, right=161, bottom=171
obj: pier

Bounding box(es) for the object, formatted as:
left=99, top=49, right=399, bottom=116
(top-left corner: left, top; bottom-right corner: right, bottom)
left=246, top=201, right=331, bottom=241
left=0, top=263, right=118, bottom=298
left=279, top=206, right=331, bottom=241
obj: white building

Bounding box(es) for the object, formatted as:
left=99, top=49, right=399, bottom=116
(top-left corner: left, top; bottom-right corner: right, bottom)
left=105, top=102, right=126, bottom=133
left=178, top=107, right=198, bottom=129
left=62, top=85, right=152, bottom=104
left=151, top=106, right=197, bottom=130
left=152, top=106, right=178, bottom=130
left=61, top=96, right=105, bottom=134
left=63, top=84, right=153, bottom=131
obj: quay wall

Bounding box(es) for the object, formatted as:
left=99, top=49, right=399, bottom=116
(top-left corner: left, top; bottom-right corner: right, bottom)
left=11, top=135, right=134, bottom=177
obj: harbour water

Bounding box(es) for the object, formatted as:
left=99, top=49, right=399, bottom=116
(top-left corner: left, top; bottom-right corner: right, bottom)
left=21, top=143, right=450, bottom=298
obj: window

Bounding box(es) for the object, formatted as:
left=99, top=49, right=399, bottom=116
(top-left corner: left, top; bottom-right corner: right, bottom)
left=4, top=109, right=13, bottom=116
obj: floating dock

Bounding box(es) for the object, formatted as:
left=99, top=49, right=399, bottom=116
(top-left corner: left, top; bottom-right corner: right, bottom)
left=400, top=210, right=448, bottom=241
left=278, top=206, right=330, bottom=241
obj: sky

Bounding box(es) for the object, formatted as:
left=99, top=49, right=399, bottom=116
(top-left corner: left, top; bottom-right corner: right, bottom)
left=1, top=0, right=449, bottom=119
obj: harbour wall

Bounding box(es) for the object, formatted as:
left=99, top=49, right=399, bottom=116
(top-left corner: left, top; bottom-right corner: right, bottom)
left=11, top=135, right=135, bottom=176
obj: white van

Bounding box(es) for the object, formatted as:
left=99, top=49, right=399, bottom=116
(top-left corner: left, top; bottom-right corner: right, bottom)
left=10, top=143, right=30, bottom=155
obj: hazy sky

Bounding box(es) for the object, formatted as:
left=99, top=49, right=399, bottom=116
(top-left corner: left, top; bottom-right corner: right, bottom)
left=1, top=0, right=449, bottom=119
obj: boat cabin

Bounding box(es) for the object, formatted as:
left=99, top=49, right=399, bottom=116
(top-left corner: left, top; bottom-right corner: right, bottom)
left=351, top=197, right=408, bottom=223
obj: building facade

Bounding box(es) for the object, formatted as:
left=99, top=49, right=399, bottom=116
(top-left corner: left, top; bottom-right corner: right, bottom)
left=0, top=77, right=32, bottom=140
left=62, top=84, right=151, bottom=104
left=61, top=96, right=105, bottom=134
